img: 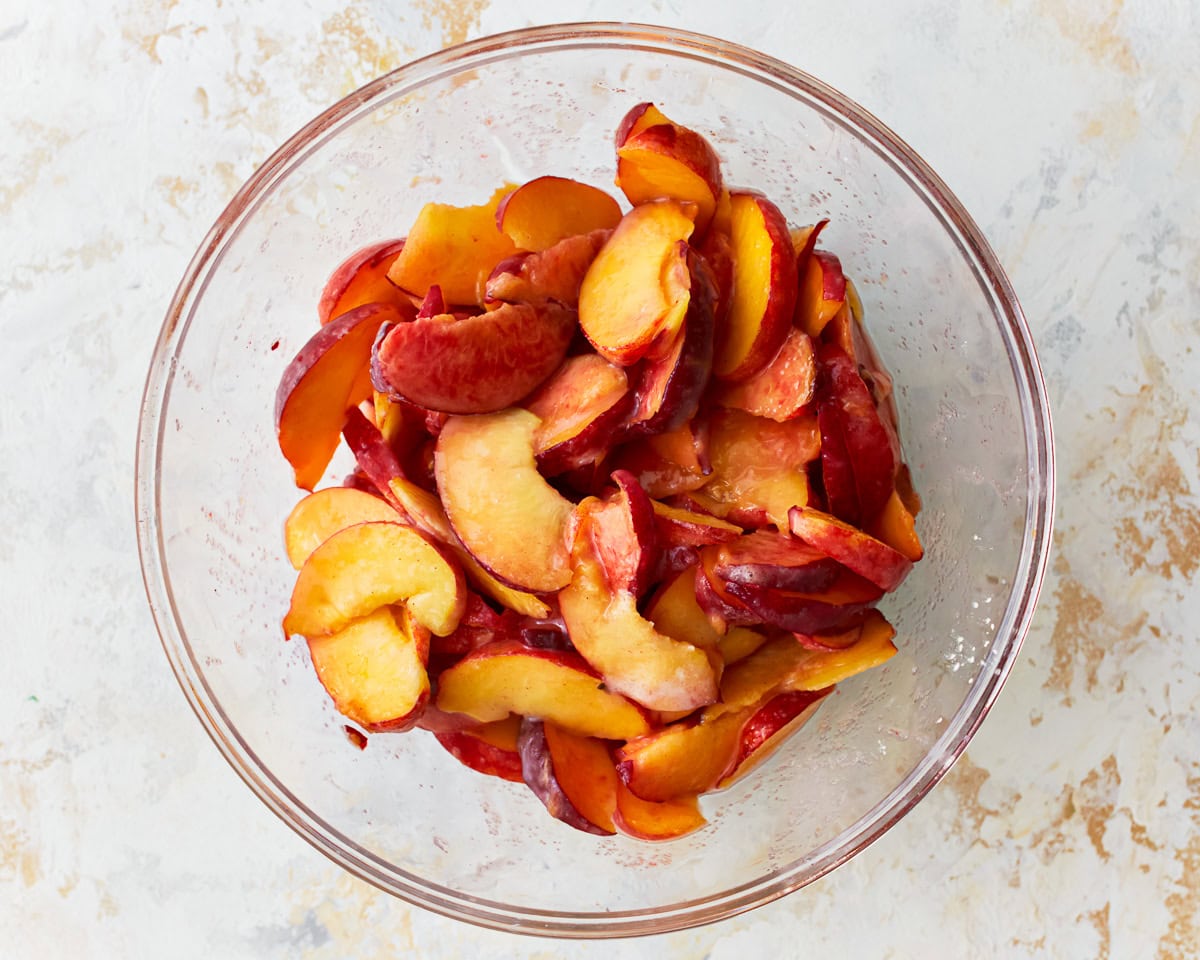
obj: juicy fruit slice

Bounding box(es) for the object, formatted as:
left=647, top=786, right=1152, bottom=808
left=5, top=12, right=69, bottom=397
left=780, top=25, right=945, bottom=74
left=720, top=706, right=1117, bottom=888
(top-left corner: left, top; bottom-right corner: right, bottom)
left=609, top=422, right=711, bottom=499
left=544, top=722, right=620, bottom=834
left=788, top=506, right=913, bottom=592
left=868, top=489, right=924, bottom=562
left=651, top=499, right=742, bottom=548
left=616, top=111, right=723, bottom=235
left=434, top=725, right=524, bottom=783
left=317, top=238, right=408, bottom=325
left=387, top=185, right=517, bottom=305
left=712, top=192, right=798, bottom=382
left=283, top=521, right=466, bottom=639
left=372, top=300, right=574, bottom=415
left=719, top=566, right=883, bottom=635
left=712, top=326, right=816, bottom=421
left=559, top=539, right=717, bottom=713
left=616, top=709, right=747, bottom=802
left=435, top=409, right=574, bottom=593
left=613, top=782, right=706, bottom=841
left=485, top=229, right=610, bottom=308
left=712, top=529, right=842, bottom=593
left=797, top=248, right=847, bottom=338
left=306, top=607, right=429, bottom=732
left=276, top=302, right=408, bottom=490
left=577, top=471, right=659, bottom=597
left=645, top=565, right=721, bottom=650
left=434, top=640, right=651, bottom=740
left=577, top=201, right=695, bottom=365
left=496, top=177, right=622, bottom=251
left=518, top=719, right=613, bottom=835
left=284, top=486, right=401, bottom=569
left=718, top=688, right=831, bottom=788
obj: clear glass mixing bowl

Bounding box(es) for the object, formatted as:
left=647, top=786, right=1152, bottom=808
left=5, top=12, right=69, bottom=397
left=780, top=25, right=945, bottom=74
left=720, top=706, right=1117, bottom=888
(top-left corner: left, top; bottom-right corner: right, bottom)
left=135, top=22, right=1055, bottom=937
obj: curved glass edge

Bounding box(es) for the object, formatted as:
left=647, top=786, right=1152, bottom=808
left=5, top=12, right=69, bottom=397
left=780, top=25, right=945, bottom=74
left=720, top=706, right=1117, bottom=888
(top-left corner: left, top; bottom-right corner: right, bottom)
left=134, top=21, right=1057, bottom=938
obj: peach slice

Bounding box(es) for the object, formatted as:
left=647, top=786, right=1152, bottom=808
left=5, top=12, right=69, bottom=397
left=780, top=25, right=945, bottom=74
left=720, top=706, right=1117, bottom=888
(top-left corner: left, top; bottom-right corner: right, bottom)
left=371, top=299, right=575, bottom=415
left=616, top=709, right=748, bottom=802
left=608, top=421, right=710, bottom=499
left=276, top=301, right=410, bottom=490
left=283, top=487, right=401, bottom=569
left=387, top=185, right=517, bottom=306
left=788, top=506, right=913, bottom=592
left=434, top=640, right=651, bottom=740
left=717, top=626, right=767, bottom=665
left=435, top=409, right=574, bottom=594
left=613, top=782, right=706, bottom=841
left=781, top=610, right=898, bottom=691
left=614, top=102, right=671, bottom=144
left=868, top=489, right=924, bottom=562
left=700, top=408, right=819, bottom=527
left=577, top=470, right=659, bottom=597
left=496, top=176, right=622, bottom=252
left=518, top=719, right=614, bottom=836
left=720, top=566, right=883, bottom=635
left=711, top=326, right=816, bottom=421
left=283, top=521, right=466, bottom=639
left=559, top=538, right=717, bottom=713
left=305, top=606, right=430, bottom=732
left=717, top=687, right=831, bottom=788
left=645, top=565, right=721, bottom=651
left=317, top=238, right=408, bottom=325
left=651, top=499, right=742, bottom=548
left=798, top=249, right=846, bottom=338
left=543, top=722, right=620, bottom=835
left=523, top=353, right=633, bottom=476
left=712, top=192, right=797, bottom=382
left=435, top=715, right=524, bottom=783
left=577, top=201, right=695, bottom=365
left=712, top=529, right=843, bottom=594
left=485, top=229, right=611, bottom=308
left=616, top=121, right=723, bottom=235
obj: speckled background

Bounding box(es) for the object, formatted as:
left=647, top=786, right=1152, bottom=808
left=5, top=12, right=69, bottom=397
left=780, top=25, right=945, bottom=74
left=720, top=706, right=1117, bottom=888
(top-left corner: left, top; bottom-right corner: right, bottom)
left=2, top=1, right=1197, bottom=957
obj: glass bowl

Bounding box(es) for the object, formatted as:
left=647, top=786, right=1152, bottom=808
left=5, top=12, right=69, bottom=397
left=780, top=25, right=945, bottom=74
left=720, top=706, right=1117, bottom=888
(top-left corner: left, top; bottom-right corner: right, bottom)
left=135, top=22, right=1054, bottom=938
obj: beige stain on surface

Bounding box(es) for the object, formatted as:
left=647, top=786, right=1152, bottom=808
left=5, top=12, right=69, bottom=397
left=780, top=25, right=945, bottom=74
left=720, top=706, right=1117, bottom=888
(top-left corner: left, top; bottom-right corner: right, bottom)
left=414, top=0, right=490, bottom=48
left=942, top=753, right=1002, bottom=839
left=1157, top=773, right=1200, bottom=960
left=1085, top=904, right=1112, bottom=960
left=314, top=5, right=409, bottom=96
left=0, top=123, right=71, bottom=216
left=1034, top=0, right=1139, bottom=74
left=0, top=817, right=41, bottom=888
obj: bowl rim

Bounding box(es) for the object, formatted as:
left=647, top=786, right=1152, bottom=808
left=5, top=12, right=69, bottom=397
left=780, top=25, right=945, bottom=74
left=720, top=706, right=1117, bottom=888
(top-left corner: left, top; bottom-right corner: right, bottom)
left=135, top=20, right=1056, bottom=938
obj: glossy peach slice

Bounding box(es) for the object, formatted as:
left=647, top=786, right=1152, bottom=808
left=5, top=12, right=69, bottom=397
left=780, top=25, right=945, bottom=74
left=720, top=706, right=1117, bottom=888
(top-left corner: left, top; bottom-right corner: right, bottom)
left=283, top=487, right=401, bottom=569
left=788, top=506, right=912, bottom=592
left=798, top=249, right=846, bottom=338
left=485, top=229, right=611, bottom=308
left=276, top=301, right=409, bottom=490
left=543, top=722, right=620, bottom=835
left=577, top=201, right=695, bottom=365
left=645, top=565, right=721, bottom=651
left=496, top=176, right=622, bottom=251
left=435, top=409, right=574, bottom=594
left=518, top=719, right=613, bottom=835
left=434, top=640, right=651, bottom=740
left=317, top=238, right=409, bottom=325
left=613, top=782, right=706, bottom=841
left=717, top=688, right=831, bottom=788
left=868, top=489, right=924, bottom=562
left=651, top=499, right=742, bottom=548
left=616, top=120, right=723, bottom=235
left=712, top=326, right=816, bottom=421
left=283, top=521, right=466, bottom=639
left=435, top=715, right=524, bottom=783
left=616, top=709, right=748, bottom=802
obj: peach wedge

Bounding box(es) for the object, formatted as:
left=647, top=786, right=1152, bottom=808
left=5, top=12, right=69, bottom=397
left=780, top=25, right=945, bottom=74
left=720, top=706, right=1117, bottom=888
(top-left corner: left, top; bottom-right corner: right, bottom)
left=283, top=486, right=401, bottom=569
left=496, top=176, right=622, bottom=252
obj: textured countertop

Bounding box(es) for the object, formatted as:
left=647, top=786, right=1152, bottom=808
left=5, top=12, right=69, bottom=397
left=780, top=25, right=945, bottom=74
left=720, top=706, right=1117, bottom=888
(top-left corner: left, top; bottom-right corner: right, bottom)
left=2, top=1, right=1198, bottom=957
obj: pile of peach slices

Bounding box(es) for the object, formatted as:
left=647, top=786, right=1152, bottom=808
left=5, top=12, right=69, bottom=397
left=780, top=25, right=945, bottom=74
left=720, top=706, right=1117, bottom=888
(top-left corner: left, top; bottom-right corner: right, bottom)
left=275, top=103, right=924, bottom=841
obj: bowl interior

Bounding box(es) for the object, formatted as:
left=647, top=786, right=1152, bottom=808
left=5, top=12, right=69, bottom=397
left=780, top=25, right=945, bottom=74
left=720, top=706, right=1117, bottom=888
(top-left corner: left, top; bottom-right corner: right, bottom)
left=138, top=25, right=1052, bottom=936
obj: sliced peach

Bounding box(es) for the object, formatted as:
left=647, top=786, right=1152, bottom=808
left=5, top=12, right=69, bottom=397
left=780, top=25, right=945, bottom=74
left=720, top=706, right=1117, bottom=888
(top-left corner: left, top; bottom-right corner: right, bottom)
left=782, top=610, right=898, bottom=691
left=578, top=470, right=659, bottom=597
left=616, top=709, right=748, bottom=802
left=717, top=626, right=767, bottom=665
left=788, top=506, right=912, bottom=592
left=518, top=719, right=613, bottom=836
left=651, top=499, right=742, bottom=548
left=613, top=782, right=706, bottom=841
left=700, top=408, right=819, bottom=527
left=306, top=606, right=430, bottom=732
left=717, top=688, right=831, bottom=789
left=614, top=102, right=671, bottom=144
left=712, top=529, right=842, bottom=594
left=712, top=192, right=797, bottom=381
left=434, top=639, right=651, bottom=740
left=371, top=300, right=575, bottom=414
left=387, top=185, right=517, bottom=306
left=616, top=120, right=723, bottom=235
left=645, top=565, right=721, bottom=651
left=283, top=487, right=401, bottom=569
left=276, top=301, right=410, bottom=490
left=720, top=567, right=883, bottom=635
left=577, top=201, right=695, bottom=365
left=868, top=489, right=924, bottom=562
left=317, top=238, right=408, bottom=325
left=435, top=409, right=574, bottom=594
left=559, top=539, right=717, bottom=713
left=435, top=715, right=524, bottom=783
left=608, top=421, right=710, bottom=499
left=485, top=229, right=611, bottom=308
left=712, top=326, right=816, bottom=421
left=283, top=521, right=466, bottom=639
left=543, top=722, right=619, bottom=835
left=798, top=249, right=846, bottom=338
left=496, top=176, right=622, bottom=251
left=523, top=353, right=633, bottom=476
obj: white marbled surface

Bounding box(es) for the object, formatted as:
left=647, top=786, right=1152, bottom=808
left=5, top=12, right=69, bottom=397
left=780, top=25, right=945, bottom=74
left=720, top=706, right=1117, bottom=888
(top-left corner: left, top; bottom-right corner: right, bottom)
left=2, top=1, right=1198, bottom=956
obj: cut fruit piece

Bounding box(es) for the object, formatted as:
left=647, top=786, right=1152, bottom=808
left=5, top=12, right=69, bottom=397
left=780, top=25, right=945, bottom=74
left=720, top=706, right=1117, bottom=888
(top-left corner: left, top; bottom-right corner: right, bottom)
left=645, top=564, right=721, bottom=651
left=717, top=626, right=767, bottom=665
left=625, top=248, right=717, bottom=435
left=284, top=487, right=401, bottom=569
left=700, top=408, right=819, bottom=527
left=523, top=353, right=632, bottom=476
left=485, top=229, right=611, bottom=308
left=276, top=301, right=409, bottom=490
left=616, top=118, right=723, bottom=235
left=651, top=499, right=742, bottom=548
left=543, top=722, right=619, bottom=835
left=616, top=709, right=748, bottom=802
left=788, top=506, right=913, bottom=592
left=818, top=396, right=859, bottom=523
left=306, top=606, right=430, bottom=732
left=387, top=185, right=517, bottom=305
left=435, top=720, right=524, bottom=783
left=613, top=781, right=706, bottom=841
left=712, top=529, right=843, bottom=593
left=283, top=521, right=467, bottom=639
left=608, top=421, right=710, bottom=499
left=577, top=201, right=695, bottom=365
left=783, top=610, right=898, bottom=691
left=614, top=102, right=671, bottom=145
left=496, top=177, right=622, bottom=251
left=720, top=568, right=883, bottom=635
left=317, top=238, right=408, bottom=325
left=712, top=192, right=797, bottom=382
left=577, top=470, right=659, bottom=597
left=558, top=538, right=718, bottom=713
left=868, top=489, right=924, bottom=562
left=797, top=248, right=846, bottom=338
left=712, top=326, right=816, bottom=421
left=518, top=719, right=613, bottom=836
left=371, top=299, right=575, bottom=415
left=435, top=409, right=574, bottom=594
left=433, top=640, right=651, bottom=740
left=717, top=687, right=831, bottom=788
